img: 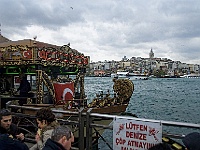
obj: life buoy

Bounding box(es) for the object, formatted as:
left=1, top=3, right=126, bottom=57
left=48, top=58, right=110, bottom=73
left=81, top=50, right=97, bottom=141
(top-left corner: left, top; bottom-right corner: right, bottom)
left=38, top=50, right=47, bottom=60
left=83, top=57, right=88, bottom=65
left=75, top=55, right=83, bottom=64
left=23, top=50, right=32, bottom=59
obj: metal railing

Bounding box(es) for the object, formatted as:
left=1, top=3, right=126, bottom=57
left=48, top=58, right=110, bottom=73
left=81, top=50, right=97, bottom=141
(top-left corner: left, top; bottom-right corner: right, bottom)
left=7, top=103, right=200, bottom=150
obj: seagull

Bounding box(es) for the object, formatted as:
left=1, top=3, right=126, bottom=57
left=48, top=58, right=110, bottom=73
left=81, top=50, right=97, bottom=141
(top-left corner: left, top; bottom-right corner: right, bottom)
left=70, top=7, right=73, bottom=10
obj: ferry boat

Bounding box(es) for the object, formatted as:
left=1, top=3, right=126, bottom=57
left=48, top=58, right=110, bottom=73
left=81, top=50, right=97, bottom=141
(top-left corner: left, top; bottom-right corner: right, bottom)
left=111, top=71, right=149, bottom=80
left=116, top=71, right=129, bottom=78
left=130, top=75, right=149, bottom=80
left=111, top=73, right=118, bottom=78
left=128, top=72, right=149, bottom=80
left=111, top=71, right=129, bottom=79
left=180, top=74, right=200, bottom=78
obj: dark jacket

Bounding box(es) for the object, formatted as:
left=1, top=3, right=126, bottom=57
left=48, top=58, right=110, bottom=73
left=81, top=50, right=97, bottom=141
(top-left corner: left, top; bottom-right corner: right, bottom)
left=0, top=123, right=22, bottom=139
left=42, top=138, right=65, bottom=150
left=0, top=134, right=28, bottom=150
left=18, top=77, right=31, bottom=97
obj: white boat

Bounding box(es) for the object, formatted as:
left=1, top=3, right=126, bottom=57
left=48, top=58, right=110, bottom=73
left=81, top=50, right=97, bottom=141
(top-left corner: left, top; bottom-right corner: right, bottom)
left=128, top=72, right=149, bottom=80
left=111, top=71, right=129, bottom=79
left=111, top=71, right=149, bottom=80
left=116, top=71, right=129, bottom=78
left=111, top=73, right=118, bottom=78
left=130, top=75, right=149, bottom=80
left=180, top=74, right=200, bottom=78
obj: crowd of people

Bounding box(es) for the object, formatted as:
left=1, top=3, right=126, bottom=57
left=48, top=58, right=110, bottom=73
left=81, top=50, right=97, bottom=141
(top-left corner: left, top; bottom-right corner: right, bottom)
left=0, top=108, right=74, bottom=150
left=0, top=107, right=199, bottom=150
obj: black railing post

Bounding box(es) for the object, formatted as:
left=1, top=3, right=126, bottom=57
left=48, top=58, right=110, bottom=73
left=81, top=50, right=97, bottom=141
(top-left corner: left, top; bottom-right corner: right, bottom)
left=86, top=108, right=93, bottom=150
left=78, top=107, right=84, bottom=150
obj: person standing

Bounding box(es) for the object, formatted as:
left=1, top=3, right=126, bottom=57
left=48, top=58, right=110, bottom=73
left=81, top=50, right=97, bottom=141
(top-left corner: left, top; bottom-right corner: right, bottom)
left=42, top=125, right=74, bottom=150
left=0, top=108, right=25, bottom=141
left=30, top=108, right=59, bottom=150
left=17, top=75, right=31, bottom=97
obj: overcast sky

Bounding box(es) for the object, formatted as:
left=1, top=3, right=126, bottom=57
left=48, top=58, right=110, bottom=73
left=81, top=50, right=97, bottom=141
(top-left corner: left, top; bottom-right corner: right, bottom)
left=0, top=0, right=200, bottom=64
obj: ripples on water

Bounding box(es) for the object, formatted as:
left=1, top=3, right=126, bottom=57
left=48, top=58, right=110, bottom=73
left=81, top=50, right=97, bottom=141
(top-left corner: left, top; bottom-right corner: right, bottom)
left=84, top=77, right=200, bottom=149
left=127, top=78, right=200, bottom=124
left=85, top=77, right=199, bottom=123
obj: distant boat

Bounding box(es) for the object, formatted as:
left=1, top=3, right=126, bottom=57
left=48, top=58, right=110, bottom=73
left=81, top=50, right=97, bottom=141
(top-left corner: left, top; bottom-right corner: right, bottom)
left=130, top=75, right=149, bottom=80
left=128, top=72, right=149, bottom=80
left=111, top=73, right=118, bottom=78
left=111, top=71, right=148, bottom=80
left=180, top=74, right=200, bottom=78
left=116, top=71, right=129, bottom=78
left=111, top=71, right=129, bottom=79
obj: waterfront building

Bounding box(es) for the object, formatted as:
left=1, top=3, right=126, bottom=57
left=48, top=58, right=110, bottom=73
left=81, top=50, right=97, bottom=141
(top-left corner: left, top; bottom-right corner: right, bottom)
left=1, top=34, right=199, bottom=76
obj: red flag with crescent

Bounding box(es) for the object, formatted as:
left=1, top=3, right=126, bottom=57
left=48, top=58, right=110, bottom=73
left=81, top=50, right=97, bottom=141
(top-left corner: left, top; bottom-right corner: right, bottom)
left=53, top=82, right=74, bottom=104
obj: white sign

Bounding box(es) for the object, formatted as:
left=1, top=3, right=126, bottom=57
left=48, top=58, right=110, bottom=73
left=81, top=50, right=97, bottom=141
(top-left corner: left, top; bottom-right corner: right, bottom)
left=113, top=117, right=162, bottom=150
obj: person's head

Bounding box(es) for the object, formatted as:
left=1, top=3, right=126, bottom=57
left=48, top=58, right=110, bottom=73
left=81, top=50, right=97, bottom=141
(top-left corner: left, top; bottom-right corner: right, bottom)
left=0, top=109, right=12, bottom=130
left=35, top=108, right=56, bottom=129
left=149, top=143, right=172, bottom=150
left=182, top=132, right=200, bottom=150
left=51, top=126, right=74, bottom=150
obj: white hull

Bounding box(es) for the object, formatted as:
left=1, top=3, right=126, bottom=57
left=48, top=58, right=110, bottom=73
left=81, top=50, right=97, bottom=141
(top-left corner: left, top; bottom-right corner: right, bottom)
left=129, top=76, right=148, bottom=80
left=111, top=71, right=129, bottom=79
left=180, top=74, right=200, bottom=78
left=112, top=71, right=148, bottom=80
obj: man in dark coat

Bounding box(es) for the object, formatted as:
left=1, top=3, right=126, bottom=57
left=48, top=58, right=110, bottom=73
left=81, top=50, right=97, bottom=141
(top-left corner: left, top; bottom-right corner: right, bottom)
left=43, top=126, right=74, bottom=150
left=0, top=133, right=28, bottom=150
left=0, top=108, right=25, bottom=141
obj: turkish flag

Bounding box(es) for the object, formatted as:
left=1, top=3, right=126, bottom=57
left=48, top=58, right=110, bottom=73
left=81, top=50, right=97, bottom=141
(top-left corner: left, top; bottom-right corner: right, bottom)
left=53, top=82, right=74, bottom=104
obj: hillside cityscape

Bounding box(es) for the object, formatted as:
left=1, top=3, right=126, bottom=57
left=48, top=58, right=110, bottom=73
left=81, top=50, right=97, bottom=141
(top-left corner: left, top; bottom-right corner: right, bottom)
left=88, top=48, right=200, bottom=77
left=0, top=34, right=199, bottom=78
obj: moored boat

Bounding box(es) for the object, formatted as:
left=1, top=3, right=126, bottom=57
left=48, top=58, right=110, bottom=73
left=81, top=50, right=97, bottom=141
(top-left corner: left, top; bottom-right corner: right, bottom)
left=116, top=71, right=129, bottom=78
left=128, top=72, right=149, bottom=80
left=130, top=75, right=149, bottom=80
left=110, top=71, right=130, bottom=79
left=180, top=74, right=200, bottom=78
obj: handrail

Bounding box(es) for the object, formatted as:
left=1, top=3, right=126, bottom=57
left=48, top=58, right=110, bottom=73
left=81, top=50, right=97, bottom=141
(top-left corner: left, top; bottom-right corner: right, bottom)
left=6, top=102, right=200, bottom=150
left=90, top=112, right=200, bottom=129
left=7, top=102, right=199, bottom=129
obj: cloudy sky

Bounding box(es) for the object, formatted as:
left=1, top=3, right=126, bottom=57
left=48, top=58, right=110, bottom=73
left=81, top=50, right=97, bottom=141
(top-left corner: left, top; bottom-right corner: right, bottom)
left=0, top=0, right=200, bottom=64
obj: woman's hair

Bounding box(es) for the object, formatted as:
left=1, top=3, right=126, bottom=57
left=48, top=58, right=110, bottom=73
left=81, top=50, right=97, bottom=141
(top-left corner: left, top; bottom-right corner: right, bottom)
left=36, top=108, right=56, bottom=124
